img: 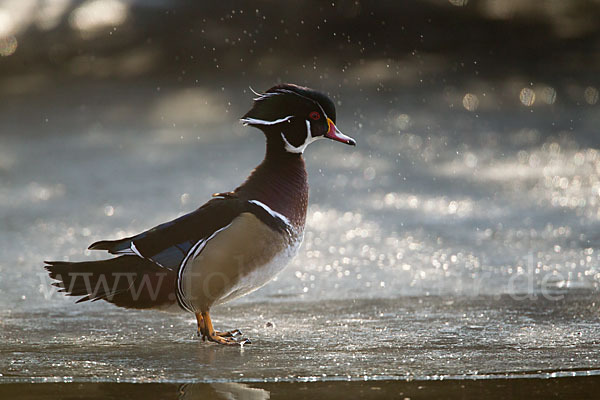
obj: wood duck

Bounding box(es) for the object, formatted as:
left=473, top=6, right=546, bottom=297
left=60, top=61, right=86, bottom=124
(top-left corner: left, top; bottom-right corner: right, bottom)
left=45, top=84, right=356, bottom=345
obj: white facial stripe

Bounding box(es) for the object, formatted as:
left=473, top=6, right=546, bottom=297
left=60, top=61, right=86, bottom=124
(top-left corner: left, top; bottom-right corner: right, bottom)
left=248, top=199, right=292, bottom=228
left=281, top=133, right=301, bottom=153
left=281, top=132, right=320, bottom=154
left=253, top=93, right=280, bottom=101
left=280, top=119, right=322, bottom=154
left=249, top=86, right=282, bottom=101
left=240, top=116, right=293, bottom=126
left=249, top=86, right=260, bottom=96
left=275, top=88, right=318, bottom=106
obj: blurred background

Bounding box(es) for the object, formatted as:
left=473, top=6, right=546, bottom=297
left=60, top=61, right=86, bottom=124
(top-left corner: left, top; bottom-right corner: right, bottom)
left=1, top=0, right=600, bottom=387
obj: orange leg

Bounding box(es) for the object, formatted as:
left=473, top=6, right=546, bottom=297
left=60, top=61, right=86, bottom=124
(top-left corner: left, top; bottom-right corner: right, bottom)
left=194, top=311, right=250, bottom=345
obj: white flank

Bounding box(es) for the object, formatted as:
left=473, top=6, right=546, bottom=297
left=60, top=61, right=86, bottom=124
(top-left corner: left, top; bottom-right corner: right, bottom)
left=215, top=234, right=303, bottom=305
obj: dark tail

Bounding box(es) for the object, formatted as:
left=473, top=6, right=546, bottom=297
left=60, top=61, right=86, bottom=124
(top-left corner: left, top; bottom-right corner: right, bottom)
left=44, top=256, right=178, bottom=310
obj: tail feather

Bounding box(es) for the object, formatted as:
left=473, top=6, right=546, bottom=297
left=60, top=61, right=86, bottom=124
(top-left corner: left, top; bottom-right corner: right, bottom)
left=45, top=256, right=178, bottom=310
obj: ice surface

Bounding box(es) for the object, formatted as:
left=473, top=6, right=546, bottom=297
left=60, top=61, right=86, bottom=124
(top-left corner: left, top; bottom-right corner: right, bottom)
left=1, top=295, right=600, bottom=383
left=1, top=81, right=600, bottom=384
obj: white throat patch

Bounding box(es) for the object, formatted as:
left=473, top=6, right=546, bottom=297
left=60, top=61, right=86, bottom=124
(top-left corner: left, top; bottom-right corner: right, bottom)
left=281, top=120, right=321, bottom=154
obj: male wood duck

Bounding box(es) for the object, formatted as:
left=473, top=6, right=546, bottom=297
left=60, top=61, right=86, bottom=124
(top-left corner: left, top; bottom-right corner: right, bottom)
left=45, top=84, right=356, bottom=345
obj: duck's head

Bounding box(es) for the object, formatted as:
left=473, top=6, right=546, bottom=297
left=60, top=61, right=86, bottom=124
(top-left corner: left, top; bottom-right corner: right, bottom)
left=241, top=84, right=356, bottom=154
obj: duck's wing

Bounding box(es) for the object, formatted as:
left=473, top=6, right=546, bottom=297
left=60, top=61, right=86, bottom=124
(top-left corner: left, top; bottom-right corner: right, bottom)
left=88, top=197, right=290, bottom=272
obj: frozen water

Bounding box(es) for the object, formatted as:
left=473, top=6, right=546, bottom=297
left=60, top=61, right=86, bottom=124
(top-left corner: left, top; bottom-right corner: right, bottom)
left=1, top=81, right=600, bottom=384
left=1, top=295, right=600, bottom=383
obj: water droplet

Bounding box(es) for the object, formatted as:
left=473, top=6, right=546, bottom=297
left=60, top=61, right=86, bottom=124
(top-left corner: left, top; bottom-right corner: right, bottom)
left=584, top=86, right=599, bottom=105
left=180, top=193, right=190, bottom=205
left=395, top=114, right=412, bottom=130
left=104, top=205, right=114, bottom=216
left=0, top=36, right=18, bottom=57
left=462, top=93, right=479, bottom=111
left=519, top=88, right=536, bottom=106
left=539, top=86, right=556, bottom=104
left=464, top=152, right=478, bottom=168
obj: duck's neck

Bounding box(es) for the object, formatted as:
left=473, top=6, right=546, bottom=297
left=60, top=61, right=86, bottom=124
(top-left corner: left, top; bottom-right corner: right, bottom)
left=235, top=140, right=308, bottom=229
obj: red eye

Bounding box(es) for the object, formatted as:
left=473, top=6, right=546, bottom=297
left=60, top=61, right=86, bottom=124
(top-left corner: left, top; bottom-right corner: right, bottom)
left=309, top=111, right=320, bottom=120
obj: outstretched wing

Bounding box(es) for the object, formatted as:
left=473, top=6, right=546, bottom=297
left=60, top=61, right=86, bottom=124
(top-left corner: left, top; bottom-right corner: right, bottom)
left=88, top=197, right=290, bottom=272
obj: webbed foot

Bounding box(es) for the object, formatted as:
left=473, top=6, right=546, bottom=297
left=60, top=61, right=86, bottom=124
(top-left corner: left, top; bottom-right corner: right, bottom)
left=195, top=312, right=251, bottom=345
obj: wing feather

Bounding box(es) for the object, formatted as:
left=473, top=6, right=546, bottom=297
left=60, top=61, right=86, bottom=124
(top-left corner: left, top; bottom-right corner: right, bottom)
left=88, top=198, right=245, bottom=271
